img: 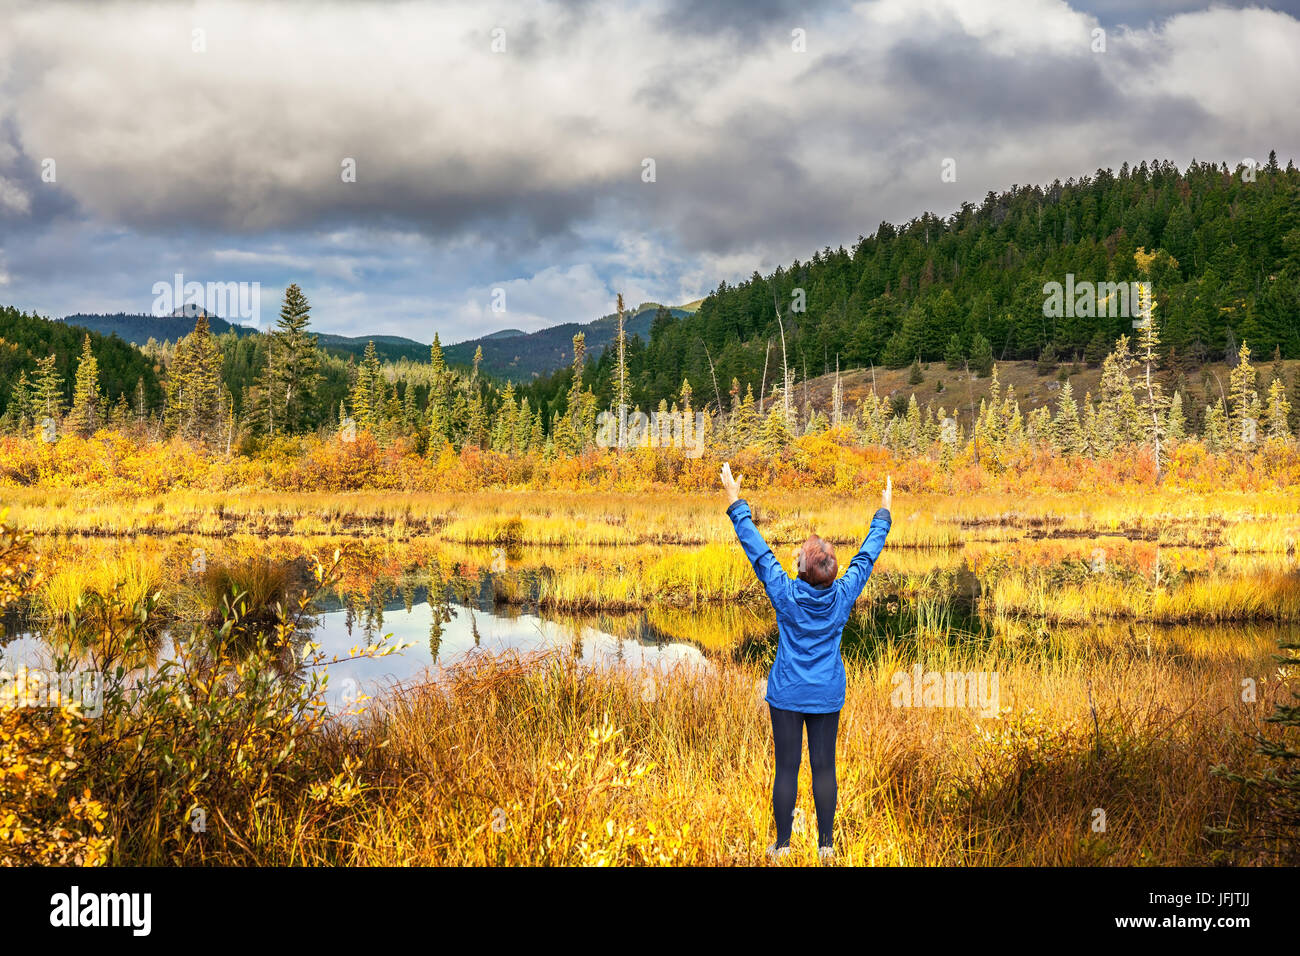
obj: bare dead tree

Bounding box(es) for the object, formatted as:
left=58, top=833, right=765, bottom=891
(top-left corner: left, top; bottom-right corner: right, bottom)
left=771, top=283, right=792, bottom=429
left=700, top=339, right=723, bottom=416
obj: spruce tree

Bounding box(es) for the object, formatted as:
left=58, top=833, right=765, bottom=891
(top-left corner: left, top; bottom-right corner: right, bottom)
left=165, top=315, right=224, bottom=443
left=427, top=333, right=452, bottom=450
left=1053, top=380, right=1084, bottom=454
left=1264, top=378, right=1292, bottom=442
left=1227, top=341, right=1261, bottom=449
left=256, top=284, right=321, bottom=436
left=760, top=388, right=793, bottom=452
left=66, top=334, right=103, bottom=437
left=6, top=371, right=33, bottom=433
left=1202, top=398, right=1229, bottom=453
left=32, top=354, right=65, bottom=424
left=970, top=333, right=994, bottom=377
left=1166, top=391, right=1187, bottom=443
left=943, top=333, right=965, bottom=370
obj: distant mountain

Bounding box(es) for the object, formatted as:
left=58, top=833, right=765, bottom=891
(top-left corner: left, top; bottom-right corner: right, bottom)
left=60, top=313, right=427, bottom=364
left=314, top=333, right=429, bottom=363
left=61, top=312, right=258, bottom=344
left=60, top=301, right=695, bottom=378
left=444, top=303, right=690, bottom=380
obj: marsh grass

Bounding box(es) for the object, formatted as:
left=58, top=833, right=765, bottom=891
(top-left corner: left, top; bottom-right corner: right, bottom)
left=246, top=636, right=1281, bottom=866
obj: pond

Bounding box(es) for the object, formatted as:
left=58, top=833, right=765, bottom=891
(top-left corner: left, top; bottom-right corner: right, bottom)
left=3, top=534, right=1295, bottom=719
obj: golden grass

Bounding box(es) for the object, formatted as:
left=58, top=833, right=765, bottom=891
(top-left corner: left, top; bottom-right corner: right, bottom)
left=7, top=486, right=1299, bottom=553
left=39, top=549, right=169, bottom=624
left=236, top=636, right=1284, bottom=866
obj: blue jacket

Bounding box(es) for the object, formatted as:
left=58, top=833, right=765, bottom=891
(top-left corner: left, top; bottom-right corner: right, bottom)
left=726, top=498, right=892, bottom=713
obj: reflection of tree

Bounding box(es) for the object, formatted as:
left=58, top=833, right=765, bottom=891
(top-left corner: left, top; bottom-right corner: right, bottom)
left=427, top=559, right=453, bottom=662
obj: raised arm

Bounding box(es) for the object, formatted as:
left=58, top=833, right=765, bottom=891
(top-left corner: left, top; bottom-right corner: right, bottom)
left=721, top=462, right=789, bottom=601
left=837, top=476, right=892, bottom=602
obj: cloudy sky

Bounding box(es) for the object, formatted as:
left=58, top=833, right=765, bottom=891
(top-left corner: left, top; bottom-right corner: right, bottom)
left=0, top=0, right=1298, bottom=343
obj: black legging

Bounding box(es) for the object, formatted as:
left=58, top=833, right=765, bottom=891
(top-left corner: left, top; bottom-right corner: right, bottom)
left=769, top=703, right=840, bottom=848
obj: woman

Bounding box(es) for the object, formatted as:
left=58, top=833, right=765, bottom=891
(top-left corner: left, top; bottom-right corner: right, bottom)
left=720, top=462, right=892, bottom=861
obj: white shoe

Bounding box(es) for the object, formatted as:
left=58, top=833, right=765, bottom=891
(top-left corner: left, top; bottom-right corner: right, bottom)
left=766, top=843, right=791, bottom=861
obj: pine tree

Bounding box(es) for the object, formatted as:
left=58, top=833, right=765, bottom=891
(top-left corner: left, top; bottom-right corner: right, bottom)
left=1095, top=335, right=1143, bottom=455
left=759, top=388, right=793, bottom=452
left=1080, top=390, right=1099, bottom=457
left=66, top=335, right=103, bottom=437
left=970, top=332, right=994, bottom=377
left=427, top=333, right=452, bottom=450
left=902, top=393, right=923, bottom=453
left=351, top=341, right=385, bottom=431
left=32, top=354, right=65, bottom=424
left=1264, top=378, right=1293, bottom=442
left=527, top=406, right=545, bottom=452
left=1166, top=391, right=1187, bottom=443
left=1052, top=380, right=1084, bottom=454
left=612, top=293, right=630, bottom=449
left=679, top=378, right=694, bottom=449
left=1228, top=341, right=1261, bottom=449
left=944, top=333, right=965, bottom=370
left=1202, top=398, right=1229, bottom=453
left=514, top=396, right=533, bottom=453
left=1134, top=287, right=1170, bottom=478
left=465, top=392, right=489, bottom=449
left=165, top=315, right=224, bottom=443
left=1290, top=369, right=1300, bottom=435
left=401, top=380, right=419, bottom=430
left=554, top=333, right=596, bottom=455
left=908, top=357, right=924, bottom=385
left=493, top=382, right=518, bottom=452
left=6, top=371, right=33, bottom=433
left=256, top=284, right=321, bottom=436
left=730, top=382, right=759, bottom=448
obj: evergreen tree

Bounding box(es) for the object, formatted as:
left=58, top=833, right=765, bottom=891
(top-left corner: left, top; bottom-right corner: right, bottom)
left=1202, top=398, right=1229, bottom=453
left=32, top=354, right=64, bottom=424
left=1227, top=341, right=1261, bottom=449
left=730, top=382, right=760, bottom=448
left=66, top=335, right=103, bottom=437
left=165, top=315, right=224, bottom=443
left=1264, top=378, right=1293, bottom=442
left=256, top=284, right=321, bottom=436
left=759, top=388, right=793, bottom=452
left=1166, top=391, right=1187, bottom=443
left=1052, top=379, right=1084, bottom=454
left=1094, top=335, right=1143, bottom=455
left=1135, top=288, right=1170, bottom=477
left=493, top=382, right=518, bottom=452
left=943, top=333, right=965, bottom=370
left=427, top=333, right=453, bottom=450
left=970, top=332, right=994, bottom=377
left=6, top=371, right=33, bottom=433
left=351, top=341, right=385, bottom=431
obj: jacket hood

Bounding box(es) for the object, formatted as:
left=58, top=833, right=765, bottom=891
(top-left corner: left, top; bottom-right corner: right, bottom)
left=792, top=577, right=837, bottom=609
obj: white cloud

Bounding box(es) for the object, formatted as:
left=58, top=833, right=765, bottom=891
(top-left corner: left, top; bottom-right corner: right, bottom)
left=0, top=0, right=1296, bottom=338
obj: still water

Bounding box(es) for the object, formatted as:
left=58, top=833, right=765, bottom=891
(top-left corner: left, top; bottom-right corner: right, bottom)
left=0, top=591, right=712, bottom=717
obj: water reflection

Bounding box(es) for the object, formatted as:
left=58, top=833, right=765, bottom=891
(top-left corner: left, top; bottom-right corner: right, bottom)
left=314, top=598, right=710, bottom=714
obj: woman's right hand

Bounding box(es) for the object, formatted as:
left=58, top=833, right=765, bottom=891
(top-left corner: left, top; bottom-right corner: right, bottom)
left=721, top=461, right=743, bottom=505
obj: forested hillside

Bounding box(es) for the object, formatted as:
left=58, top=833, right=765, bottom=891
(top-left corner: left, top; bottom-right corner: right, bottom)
left=0, top=306, right=165, bottom=419
left=604, top=155, right=1298, bottom=413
